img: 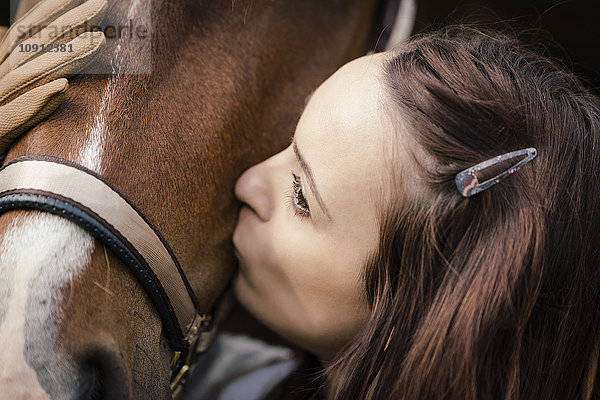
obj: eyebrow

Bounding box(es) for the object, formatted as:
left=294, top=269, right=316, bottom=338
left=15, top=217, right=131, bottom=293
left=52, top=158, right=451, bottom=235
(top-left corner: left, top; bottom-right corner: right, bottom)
left=292, top=139, right=332, bottom=221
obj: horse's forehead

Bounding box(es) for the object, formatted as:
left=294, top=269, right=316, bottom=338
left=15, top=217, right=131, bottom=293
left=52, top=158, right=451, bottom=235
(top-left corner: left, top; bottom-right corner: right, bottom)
left=0, top=212, right=94, bottom=396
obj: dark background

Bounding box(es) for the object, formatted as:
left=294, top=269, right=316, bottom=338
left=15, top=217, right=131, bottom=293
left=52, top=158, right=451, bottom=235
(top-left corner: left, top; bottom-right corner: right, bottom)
left=413, top=0, right=600, bottom=93
left=1, top=3, right=9, bottom=27
left=1, top=0, right=17, bottom=26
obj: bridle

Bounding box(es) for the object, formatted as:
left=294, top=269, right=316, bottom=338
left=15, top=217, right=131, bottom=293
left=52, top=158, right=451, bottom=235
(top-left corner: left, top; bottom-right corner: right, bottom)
left=0, top=154, right=217, bottom=396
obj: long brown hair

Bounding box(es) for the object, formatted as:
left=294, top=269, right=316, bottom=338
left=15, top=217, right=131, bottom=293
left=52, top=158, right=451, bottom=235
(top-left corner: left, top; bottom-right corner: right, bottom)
left=325, top=27, right=600, bottom=399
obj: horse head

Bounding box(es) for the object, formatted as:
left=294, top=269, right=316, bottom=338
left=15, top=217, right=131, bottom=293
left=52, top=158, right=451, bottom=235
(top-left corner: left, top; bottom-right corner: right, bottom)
left=0, top=0, right=388, bottom=397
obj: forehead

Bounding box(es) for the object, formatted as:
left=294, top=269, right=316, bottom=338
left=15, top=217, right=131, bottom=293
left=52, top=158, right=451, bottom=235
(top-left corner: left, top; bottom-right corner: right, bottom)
left=295, top=54, right=389, bottom=225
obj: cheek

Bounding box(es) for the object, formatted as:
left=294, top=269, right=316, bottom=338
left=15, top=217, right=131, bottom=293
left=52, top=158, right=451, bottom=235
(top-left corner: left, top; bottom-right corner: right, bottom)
left=233, top=216, right=322, bottom=315
left=235, top=222, right=371, bottom=354
left=234, top=214, right=299, bottom=304
left=235, top=218, right=310, bottom=300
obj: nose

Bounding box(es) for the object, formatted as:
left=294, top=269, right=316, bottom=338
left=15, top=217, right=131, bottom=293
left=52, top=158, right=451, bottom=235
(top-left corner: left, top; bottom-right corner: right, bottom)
left=234, top=161, right=273, bottom=222
left=0, top=343, right=129, bottom=400
left=78, top=344, right=130, bottom=399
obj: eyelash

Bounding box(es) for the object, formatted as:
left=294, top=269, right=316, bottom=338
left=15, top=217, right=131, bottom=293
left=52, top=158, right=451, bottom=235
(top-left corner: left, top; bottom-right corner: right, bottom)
left=287, top=172, right=310, bottom=219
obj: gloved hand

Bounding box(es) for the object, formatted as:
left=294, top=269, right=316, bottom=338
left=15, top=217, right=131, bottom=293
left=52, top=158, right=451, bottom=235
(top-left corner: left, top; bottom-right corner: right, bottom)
left=0, top=0, right=108, bottom=157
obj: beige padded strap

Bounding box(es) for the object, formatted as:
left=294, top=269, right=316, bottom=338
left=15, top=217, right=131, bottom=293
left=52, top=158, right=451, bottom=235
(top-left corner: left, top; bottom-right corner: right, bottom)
left=0, top=158, right=197, bottom=337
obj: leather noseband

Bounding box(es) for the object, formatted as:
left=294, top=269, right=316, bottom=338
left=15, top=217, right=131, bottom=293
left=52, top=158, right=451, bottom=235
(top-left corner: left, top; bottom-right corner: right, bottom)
left=0, top=155, right=211, bottom=353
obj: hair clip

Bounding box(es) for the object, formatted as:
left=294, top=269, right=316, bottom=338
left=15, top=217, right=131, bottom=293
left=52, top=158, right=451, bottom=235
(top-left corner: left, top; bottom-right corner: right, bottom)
left=455, top=147, right=537, bottom=197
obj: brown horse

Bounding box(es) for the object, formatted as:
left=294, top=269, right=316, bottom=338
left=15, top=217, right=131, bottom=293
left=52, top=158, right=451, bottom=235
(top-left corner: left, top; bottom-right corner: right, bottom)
left=0, top=0, right=393, bottom=398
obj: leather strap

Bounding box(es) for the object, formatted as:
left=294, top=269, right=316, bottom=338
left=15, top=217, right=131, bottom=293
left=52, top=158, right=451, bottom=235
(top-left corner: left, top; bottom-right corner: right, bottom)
left=0, top=155, right=208, bottom=351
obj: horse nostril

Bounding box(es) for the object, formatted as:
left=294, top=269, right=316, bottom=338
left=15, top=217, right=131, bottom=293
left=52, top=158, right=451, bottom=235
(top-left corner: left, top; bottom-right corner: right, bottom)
left=81, top=362, right=104, bottom=400
left=78, top=347, right=129, bottom=400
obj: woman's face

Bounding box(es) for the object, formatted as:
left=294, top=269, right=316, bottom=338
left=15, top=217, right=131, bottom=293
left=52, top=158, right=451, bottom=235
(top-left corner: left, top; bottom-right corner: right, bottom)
left=233, top=53, right=393, bottom=361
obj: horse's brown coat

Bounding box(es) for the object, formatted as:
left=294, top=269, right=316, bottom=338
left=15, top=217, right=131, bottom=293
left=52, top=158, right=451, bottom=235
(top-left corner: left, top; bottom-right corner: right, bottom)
left=0, top=0, right=380, bottom=397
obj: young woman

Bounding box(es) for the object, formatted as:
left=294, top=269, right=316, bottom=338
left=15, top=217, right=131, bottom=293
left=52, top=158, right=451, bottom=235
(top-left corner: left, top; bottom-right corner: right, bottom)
left=191, top=27, right=600, bottom=399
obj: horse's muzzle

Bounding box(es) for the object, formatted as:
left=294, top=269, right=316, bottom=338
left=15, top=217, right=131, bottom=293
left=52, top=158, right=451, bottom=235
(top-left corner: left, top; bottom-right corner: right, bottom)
left=78, top=344, right=130, bottom=400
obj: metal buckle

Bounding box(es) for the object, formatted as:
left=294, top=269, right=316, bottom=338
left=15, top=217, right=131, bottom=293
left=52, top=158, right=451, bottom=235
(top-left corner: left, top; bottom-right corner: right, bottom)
left=169, top=290, right=234, bottom=398
left=170, top=349, right=192, bottom=398
left=170, top=312, right=214, bottom=398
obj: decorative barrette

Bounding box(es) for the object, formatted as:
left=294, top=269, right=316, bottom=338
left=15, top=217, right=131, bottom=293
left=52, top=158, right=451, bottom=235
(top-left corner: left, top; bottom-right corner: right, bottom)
left=455, top=147, right=537, bottom=197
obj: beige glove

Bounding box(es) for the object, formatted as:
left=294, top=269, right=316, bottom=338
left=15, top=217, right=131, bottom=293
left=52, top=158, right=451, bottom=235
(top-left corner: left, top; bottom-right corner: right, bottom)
left=0, top=0, right=108, bottom=157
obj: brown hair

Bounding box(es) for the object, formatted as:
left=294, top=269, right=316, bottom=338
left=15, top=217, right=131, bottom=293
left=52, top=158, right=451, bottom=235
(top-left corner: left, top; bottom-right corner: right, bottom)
left=325, top=27, right=600, bottom=399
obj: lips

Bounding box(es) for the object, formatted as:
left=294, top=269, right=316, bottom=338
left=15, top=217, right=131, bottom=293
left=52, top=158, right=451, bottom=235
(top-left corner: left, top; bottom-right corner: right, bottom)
left=232, top=205, right=253, bottom=260
left=233, top=204, right=265, bottom=276
left=232, top=228, right=247, bottom=273
left=232, top=222, right=242, bottom=258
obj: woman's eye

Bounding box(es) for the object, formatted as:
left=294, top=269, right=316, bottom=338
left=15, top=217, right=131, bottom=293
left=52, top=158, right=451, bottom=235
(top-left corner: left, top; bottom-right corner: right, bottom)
left=288, top=172, right=310, bottom=218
